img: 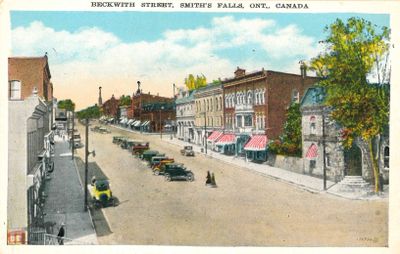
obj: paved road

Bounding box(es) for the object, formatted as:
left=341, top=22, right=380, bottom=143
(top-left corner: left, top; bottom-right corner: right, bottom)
left=75, top=122, right=388, bottom=246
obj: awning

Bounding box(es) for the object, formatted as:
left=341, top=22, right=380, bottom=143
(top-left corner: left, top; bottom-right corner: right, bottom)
left=143, top=121, right=150, bottom=126
left=215, top=134, right=236, bottom=145
left=127, top=119, right=134, bottom=125
left=108, top=118, right=114, bottom=122
left=134, top=121, right=141, bottom=127
left=207, top=131, right=223, bottom=141
left=306, top=144, right=318, bottom=158
left=244, top=135, right=268, bottom=151
left=164, top=124, right=171, bottom=128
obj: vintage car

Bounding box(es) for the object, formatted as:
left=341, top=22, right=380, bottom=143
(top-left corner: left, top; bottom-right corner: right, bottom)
left=131, top=141, right=150, bottom=156
left=88, top=179, right=115, bottom=208
left=90, top=126, right=101, bottom=132
left=120, top=139, right=136, bottom=150
left=99, top=127, right=111, bottom=134
left=180, top=145, right=195, bottom=156
left=112, top=136, right=125, bottom=144
left=149, top=156, right=174, bottom=168
left=141, top=150, right=164, bottom=161
left=153, top=161, right=178, bottom=175
left=164, top=164, right=194, bottom=182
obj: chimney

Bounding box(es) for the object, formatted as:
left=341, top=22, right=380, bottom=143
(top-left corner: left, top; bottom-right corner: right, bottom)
left=300, top=61, right=307, bottom=78
left=234, top=67, right=246, bottom=78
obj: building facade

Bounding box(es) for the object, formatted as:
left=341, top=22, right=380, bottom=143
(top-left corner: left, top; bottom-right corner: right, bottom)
left=102, top=95, right=119, bottom=120
left=300, top=86, right=390, bottom=183
left=221, top=66, right=318, bottom=158
left=194, top=84, right=223, bottom=148
left=175, top=88, right=197, bottom=142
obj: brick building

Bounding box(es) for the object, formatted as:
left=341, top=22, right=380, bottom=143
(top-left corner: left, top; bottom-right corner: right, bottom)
left=102, top=95, right=119, bottom=120
left=8, top=55, right=55, bottom=244
left=221, top=66, right=318, bottom=159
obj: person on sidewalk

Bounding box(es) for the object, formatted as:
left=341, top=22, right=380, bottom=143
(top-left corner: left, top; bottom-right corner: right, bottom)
left=57, top=223, right=65, bottom=245
left=205, top=171, right=212, bottom=186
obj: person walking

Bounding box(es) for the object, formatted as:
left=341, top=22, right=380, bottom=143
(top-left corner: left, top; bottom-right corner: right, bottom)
left=205, top=171, right=212, bottom=186
left=57, top=223, right=65, bottom=245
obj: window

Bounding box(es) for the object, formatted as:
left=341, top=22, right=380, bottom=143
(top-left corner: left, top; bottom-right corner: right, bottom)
left=247, top=91, right=252, bottom=105
left=292, top=89, right=300, bottom=103
left=384, top=146, right=389, bottom=168
left=325, top=153, right=331, bottom=167
left=244, top=115, right=252, bottom=127
left=310, top=160, right=316, bottom=170
left=310, top=116, right=316, bottom=135
left=9, top=80, right=21, bottom=100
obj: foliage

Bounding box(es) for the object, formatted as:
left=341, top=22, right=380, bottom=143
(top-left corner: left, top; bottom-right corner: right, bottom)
left=268, top=103, right=302, bottom=157
left=309, top=17, right=390, bottom=192
left=119, top=95, right=132, bottom=106
left=184, top=74, right=207, bottom=91
left=58, top=99, right=75, bottom=111
left=76, top=105, right=101, bottom=120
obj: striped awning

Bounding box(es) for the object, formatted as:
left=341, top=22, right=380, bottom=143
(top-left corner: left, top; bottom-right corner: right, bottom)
left=244, top=135, right=268, bottom=151
left=215, top=134, right=236, bottom=145
left=141, top=121, right=150, bottom=126
left=306, top=144, right=318, bottom=158
left=134, top=121, right=141, bottom=127
left=127, top=119, right=134, bottom=125
left=207, top=131, right=223, bottom=141
left=131, top=120, right=138, bottom=126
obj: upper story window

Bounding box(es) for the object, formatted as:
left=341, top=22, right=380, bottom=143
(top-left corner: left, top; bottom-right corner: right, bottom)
left=247, top=91, right=253, bottom=105
left=292, top=89, right=300, bottom=103
left=310, top=116, right=316, bottom=135
left=384, top=146, right=389, bottom=168
left=9, top=80, right=21, bottom=100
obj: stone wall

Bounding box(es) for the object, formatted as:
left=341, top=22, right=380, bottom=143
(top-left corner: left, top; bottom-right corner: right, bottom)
left=267, top=154, right=304, bottom=174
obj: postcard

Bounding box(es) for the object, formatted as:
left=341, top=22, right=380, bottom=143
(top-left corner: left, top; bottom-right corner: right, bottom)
left=1, top=1, right=399, bottom=254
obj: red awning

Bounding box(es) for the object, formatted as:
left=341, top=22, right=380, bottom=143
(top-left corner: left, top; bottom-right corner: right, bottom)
left=207, top=131, right=223, bottom=141
left=306, top=144, right=318, bottom=158
left=244, top=135, right=268, bottom=151
left=215, top=134, right=236, bottom=145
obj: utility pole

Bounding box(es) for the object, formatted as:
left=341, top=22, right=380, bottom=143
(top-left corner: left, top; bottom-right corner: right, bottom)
left=204, top=111, right=207, bottom=154
left=71, top=111, right=75, bottom=159
left=322, top=113, right=327, bottom=190
left=84, top=118, right=89, bottom=211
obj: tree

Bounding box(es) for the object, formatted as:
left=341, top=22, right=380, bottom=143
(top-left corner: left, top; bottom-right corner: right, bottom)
left=184, top=74, right=207, bottom=91
left=119, top=95, right=132, bottom=106
left=309, top=17, right=390, bottom=192
left=58, top=99, right=75, bottom=111
left=268, top=103, right=302, bottom=157
left=76, top=105, right=101, bottom=120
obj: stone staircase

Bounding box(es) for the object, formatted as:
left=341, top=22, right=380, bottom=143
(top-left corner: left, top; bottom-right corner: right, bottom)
left=336, top=176, right=372, bottom=192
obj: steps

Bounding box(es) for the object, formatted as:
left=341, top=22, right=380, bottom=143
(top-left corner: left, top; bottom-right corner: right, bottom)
left=336, top=176, right=372, bottom=192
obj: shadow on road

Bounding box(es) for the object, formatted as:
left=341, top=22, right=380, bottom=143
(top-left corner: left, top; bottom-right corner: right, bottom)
left=75, top=157, right=113, bottom=237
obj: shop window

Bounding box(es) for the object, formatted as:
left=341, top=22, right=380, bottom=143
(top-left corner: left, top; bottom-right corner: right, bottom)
left=325, top=153, right=331, bottom=167
left=244, top=115, right=252, bottom=127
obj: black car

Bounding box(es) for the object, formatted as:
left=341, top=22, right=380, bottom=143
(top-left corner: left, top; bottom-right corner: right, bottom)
left=164, top=164, right=194, bottom=182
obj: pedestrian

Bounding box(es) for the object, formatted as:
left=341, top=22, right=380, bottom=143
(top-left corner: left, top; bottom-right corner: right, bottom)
left=211, top=172, right=217, bottom=188
left=378, top=173, right=384, bottom=193
left=57, top=223, right=65, bottom=245
left=205, top=171, right=212, bottom=186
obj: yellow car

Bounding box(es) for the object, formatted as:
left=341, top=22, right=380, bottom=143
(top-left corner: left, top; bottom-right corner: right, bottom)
left=89, top=180, right=115, bottom=208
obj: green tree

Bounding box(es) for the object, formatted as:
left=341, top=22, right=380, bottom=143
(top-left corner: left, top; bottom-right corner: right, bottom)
left=309, top=17, right=390, bottom=192
left=119, top=95, right=132, bottom=106
left=76, top=104, right=101, bottom=120
left=268, top=103, right=302, bottom=157
left=58, top=99, right=75, bottom=111
left=184, top=74, right=207, bottom=91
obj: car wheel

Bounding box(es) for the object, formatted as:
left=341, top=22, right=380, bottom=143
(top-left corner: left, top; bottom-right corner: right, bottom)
left=165, top=174, right=171, bottom=182
left=154, top=170, right=160, bottom=176
left=187, top=174, right=194, bottom=182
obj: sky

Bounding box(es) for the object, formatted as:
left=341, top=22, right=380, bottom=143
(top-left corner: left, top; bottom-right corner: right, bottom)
left=10, top=11, right=390, bottom=110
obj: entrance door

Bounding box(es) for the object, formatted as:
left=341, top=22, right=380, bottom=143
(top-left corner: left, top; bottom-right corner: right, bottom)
left=344, top=144, right=362, bottom=176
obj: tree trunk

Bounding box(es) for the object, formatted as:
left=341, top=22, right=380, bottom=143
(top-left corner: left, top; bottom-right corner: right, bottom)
left=368, top=139, right=380, bottom=193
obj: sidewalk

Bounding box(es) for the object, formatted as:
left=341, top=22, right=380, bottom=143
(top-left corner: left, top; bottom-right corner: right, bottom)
left=42, top=135, right=98, bottom=244
left=111, top=124, right=388, bottom=200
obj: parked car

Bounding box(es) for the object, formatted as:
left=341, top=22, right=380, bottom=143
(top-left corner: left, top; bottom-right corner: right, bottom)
left=141, top=150, right=163, bottom=161
left=112, top=136, right=125, bottom=144
left=88, top=179, right=115, bottom=208
left=132, top=141, right=150, bottom=156
left=164, top=164, right=194, bottom=182
left=121, top=139, right=136, bottom=150
left=180, top=145, right=195, bottom=156
left=149, top=156, right=174, bottom=168
left=91, top=126, right=101, bottom=132
left=153, top=160, right=177, bottom=175
left=99, top=127, right=111, bottom=134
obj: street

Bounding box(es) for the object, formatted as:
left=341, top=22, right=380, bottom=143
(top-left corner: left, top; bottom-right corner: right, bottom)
left=75, top=123, right=388, bottom=246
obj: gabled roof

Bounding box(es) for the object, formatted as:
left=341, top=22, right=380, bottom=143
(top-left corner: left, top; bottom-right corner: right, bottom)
left=300, top=85, right=326, bottom=108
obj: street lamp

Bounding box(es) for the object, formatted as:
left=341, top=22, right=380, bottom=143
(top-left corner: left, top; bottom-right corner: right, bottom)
left=137, top=81, right=142, bottom=134
left=160, top=105, right=164, bottom=139
left=202, top=111, right=207, bottom=154
left=84, top=118, right=96, bottom=211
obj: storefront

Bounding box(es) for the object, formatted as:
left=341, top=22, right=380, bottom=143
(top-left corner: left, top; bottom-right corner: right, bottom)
left=216, top=134, right=236, bottom=155
left=207, top=131, right=223, bottom=151
left=244, top=135, right=268, bottom=162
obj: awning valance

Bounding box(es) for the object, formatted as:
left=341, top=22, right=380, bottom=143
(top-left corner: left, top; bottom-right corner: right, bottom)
left=306, top=144, right=318, bottom=158
left=215, top=134, right=235, bottom=145
left=134, top=121, right=141, bottom=127
left=127, top=119, right=134, bottom=125
left=244, top=135, right=268, bottom=151
left=207, top=131, right=223, bottom=141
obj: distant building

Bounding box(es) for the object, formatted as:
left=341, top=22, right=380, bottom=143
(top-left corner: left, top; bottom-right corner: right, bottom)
left=175, top=88, right=197, bottom=142
left=102, top=94, right=119, bottom=120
